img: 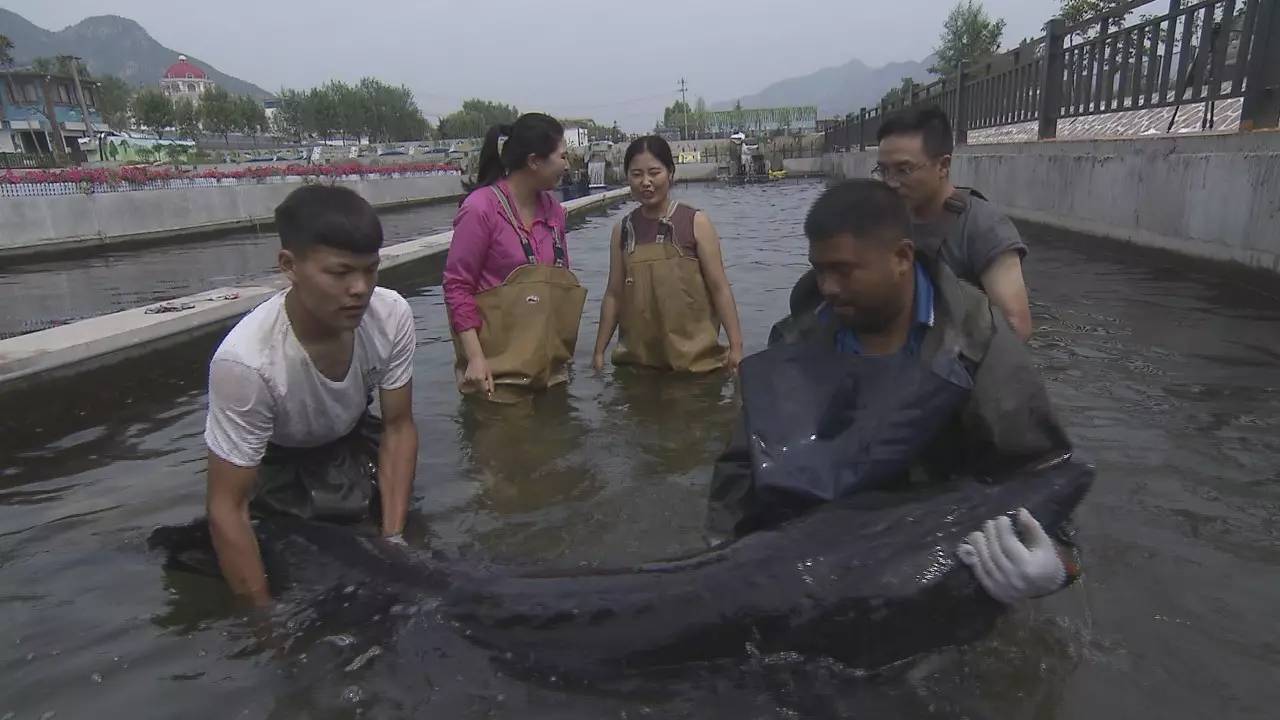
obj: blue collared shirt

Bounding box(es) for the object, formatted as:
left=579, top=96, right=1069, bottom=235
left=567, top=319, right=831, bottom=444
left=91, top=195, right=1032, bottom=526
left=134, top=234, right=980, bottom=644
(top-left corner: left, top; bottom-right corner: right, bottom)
left=823, top=262, right=935, bottom=356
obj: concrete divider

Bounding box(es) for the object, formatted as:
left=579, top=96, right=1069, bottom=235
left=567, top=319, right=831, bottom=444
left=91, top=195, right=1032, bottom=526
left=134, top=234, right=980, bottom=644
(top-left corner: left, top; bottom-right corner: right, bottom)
left=0, top=174, right=465, bottom=258
left=675, top=163, right=720, bottom=182
left=0, top=187, right=632, bottom=391
left=824, top=133, right=1280, bottom=273
left=782, top=157, right=823, bottom=176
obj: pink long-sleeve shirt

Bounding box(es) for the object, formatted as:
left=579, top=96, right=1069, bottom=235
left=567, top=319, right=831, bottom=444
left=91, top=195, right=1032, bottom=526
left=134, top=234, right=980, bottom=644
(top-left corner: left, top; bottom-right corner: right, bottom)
left=443, top=180, right=570, bottom=334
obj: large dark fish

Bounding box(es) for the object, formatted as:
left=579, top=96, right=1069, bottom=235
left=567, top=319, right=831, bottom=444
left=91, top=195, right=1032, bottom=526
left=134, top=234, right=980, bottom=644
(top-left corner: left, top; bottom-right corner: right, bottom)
left=149, top=457, right=1092, bottom=681
left=441, top=456, right=1093, bottom=679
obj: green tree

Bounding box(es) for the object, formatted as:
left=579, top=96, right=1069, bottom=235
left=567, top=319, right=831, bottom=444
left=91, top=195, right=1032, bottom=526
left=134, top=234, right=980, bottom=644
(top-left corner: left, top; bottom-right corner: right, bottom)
left=325, top=81, right=366, bottom=145
left=29, top=56, right=93, bottom=78
left=662, top=100, right=693, bottom=138
left=304, top=85, right=340, bottom=143
left=94, top=75, right=133, bottom=130
left=173, top=96, right=201, bottom=141
left=930, top=0, right=1007, bottom=75
left=1058, top=0, right=1130, bottom=29
left=199, top=86, right=239, bottom=146
left=438, top=98, right=519, bottom=139
left=271, top=88, right=307, bottom=143
left=359, top=77, right=429, bottom=142
left=461, top=98, right=518, bottom=126
left=437, top=110, right=486, bottom=139
left=268, top=80, right=432, bottom=144
left=132, top=87, right=175, bottom=140
left=880, top=77, right=918, bottom=107
left=163, top=142, right=189, bottom=166
left=693, top=96, right=709, bottom=138
left=235, top=94, right=268, bottom=147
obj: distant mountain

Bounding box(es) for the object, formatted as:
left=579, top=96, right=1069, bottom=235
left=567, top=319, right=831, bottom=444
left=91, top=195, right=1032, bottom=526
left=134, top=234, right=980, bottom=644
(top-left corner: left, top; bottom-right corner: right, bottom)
left=715, top=55, right=938, bottom=118
left=0, top=10, right=272, bottom=98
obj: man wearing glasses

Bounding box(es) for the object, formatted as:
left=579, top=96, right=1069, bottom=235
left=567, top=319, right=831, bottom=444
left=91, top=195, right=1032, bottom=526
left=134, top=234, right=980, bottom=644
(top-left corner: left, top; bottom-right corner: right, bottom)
left=871, top=106, right=1032, bottom=340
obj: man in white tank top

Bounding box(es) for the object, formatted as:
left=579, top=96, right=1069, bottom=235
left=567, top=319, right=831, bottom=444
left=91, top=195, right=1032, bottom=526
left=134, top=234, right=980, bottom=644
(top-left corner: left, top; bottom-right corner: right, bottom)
left=204, top=185, right=419, bottom=607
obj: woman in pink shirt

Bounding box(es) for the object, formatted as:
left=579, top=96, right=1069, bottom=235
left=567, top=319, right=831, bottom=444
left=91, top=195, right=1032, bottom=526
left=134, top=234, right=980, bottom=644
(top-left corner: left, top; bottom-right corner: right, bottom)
left=444, top=113, right=585, bottom=402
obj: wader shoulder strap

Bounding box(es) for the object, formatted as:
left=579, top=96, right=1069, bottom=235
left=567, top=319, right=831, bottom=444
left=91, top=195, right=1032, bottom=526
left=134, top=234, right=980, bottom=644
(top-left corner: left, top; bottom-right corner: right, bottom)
left=549, top=224, right=567, bottom=268
left=488, top=185, right=569, bottom=268
left=490, top=185, right=537, bottom=265
left=659, top=201, right=682, bottom=244
left=622, top=201, right=682, bottom=255
left=622, top=214, right=636, bottom=254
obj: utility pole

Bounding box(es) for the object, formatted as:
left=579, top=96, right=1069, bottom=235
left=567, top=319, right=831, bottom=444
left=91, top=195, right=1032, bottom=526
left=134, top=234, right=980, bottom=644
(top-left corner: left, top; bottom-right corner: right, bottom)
left=39, top=76, right=68, bottom=162
left=64, top=55, right=95, bottom=149
left=678, top=77, right=689, bottom=140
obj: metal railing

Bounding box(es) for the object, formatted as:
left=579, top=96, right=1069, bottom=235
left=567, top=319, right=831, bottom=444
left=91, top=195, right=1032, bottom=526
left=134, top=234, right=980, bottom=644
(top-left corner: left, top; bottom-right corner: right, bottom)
left=1061, top=0, right=1253, bottom=117
left=823, top=0, right=1278, bottom=151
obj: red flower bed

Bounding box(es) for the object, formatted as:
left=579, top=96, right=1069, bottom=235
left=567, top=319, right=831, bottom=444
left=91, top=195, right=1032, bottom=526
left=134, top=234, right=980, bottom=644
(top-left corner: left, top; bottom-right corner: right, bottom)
left=0, top=161, right=456, bottom=186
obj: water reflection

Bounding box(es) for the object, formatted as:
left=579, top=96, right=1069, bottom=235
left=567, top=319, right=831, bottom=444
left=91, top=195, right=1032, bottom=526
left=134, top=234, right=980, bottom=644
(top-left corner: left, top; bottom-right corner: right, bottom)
left=3, top=181, right=1280, bottom=719
left=458, top=387, right=600, bottom=518
left=0, top=201, right=459, bottom=339
left=603, top=367, right=738, bottom=477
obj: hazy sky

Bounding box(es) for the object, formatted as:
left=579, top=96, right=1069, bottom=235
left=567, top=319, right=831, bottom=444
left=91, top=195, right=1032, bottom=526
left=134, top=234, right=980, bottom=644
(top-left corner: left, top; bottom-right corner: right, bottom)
left=9, top=0, right=1062, bottom=129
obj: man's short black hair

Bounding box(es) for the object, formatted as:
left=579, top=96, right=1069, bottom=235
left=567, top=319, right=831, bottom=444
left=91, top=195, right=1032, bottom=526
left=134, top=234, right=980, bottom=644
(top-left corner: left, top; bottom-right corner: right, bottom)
left=876, top=105, right=954, bottom=158
left=804, top=179, right=911, bottom=246
left=274, top=184, right=384, bottom=255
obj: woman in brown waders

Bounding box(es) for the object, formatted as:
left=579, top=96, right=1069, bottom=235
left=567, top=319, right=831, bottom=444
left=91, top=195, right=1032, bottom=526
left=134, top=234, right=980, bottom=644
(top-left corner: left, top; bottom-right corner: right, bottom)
left=443, top=113, right=585, bottom=403
left=592, top=135, right=744, bottom=373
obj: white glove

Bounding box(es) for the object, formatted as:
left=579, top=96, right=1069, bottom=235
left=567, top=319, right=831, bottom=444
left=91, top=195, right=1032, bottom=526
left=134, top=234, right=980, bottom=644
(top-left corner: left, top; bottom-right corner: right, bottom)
left=956, top=508, right=1066, bottom=604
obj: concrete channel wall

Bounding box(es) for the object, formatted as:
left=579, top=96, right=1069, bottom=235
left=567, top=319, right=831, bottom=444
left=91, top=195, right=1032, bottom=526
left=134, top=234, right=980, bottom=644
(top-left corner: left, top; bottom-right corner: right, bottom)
left=782, top=157, right=823, bottom=176
left=0, top=187, right=632, bottom=391
left=671, top=157, right=822, bottom=182
left=0, top=174, right=465, bottom=258
left=674, top=163, right=720, bottom=182
left=823, top=133, right=1280, bottom=273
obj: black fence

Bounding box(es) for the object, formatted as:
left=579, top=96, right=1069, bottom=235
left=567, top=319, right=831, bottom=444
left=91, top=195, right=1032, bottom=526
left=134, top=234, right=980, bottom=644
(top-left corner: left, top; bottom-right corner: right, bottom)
left=823, top=0, right=1279, bottom=152
left=0, top=152, right=61, bottom=170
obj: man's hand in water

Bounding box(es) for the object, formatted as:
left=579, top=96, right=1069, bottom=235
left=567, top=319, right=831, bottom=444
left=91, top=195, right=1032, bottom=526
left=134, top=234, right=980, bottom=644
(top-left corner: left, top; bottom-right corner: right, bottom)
left=957, top=508, right=1067, bottom=603
left=207, top=452, right=273, bottom=608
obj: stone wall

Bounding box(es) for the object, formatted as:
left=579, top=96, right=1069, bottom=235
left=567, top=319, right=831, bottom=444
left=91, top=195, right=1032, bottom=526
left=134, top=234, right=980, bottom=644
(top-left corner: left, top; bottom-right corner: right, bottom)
left=825, top=133, right=1280, bottom=273
left=0, top=174, right=465, bottom=256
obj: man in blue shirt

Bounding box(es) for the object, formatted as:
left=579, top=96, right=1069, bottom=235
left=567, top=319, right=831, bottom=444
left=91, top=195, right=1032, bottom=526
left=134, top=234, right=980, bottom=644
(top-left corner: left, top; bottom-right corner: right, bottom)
left=822, top=260, right=934, bottom=357
left=711, top=180, right=1083, bottom=606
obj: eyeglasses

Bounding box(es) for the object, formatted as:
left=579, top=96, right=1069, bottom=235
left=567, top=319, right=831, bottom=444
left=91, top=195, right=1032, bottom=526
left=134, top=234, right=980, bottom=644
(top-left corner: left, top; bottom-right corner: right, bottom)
left=870, top=160, right=930, bottom=182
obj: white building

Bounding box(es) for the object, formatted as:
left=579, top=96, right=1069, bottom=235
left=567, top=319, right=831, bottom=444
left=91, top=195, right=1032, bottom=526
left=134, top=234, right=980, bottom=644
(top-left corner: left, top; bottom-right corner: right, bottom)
left=160, top=55, right=216, bottom=105
left=562, top=120, right=591, bottom=149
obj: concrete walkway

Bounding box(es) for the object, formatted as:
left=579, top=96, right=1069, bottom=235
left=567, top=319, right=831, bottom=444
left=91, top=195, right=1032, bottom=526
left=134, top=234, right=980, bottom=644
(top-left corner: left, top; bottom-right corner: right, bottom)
left=0, top=187, right=632, bottom=391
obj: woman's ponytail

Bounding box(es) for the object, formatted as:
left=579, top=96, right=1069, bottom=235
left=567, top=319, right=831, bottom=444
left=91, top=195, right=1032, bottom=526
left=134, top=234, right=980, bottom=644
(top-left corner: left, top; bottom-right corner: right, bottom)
left=476, top=124, right=507, bottom=188
left=473, top=113, right=564, bottom=189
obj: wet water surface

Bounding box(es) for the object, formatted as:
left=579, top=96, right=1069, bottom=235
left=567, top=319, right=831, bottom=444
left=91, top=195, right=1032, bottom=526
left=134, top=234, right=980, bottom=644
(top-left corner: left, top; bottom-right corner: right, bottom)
left=2, top=180, right=1279, bottom=718
left=0, top=201, right=460, bottom=338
